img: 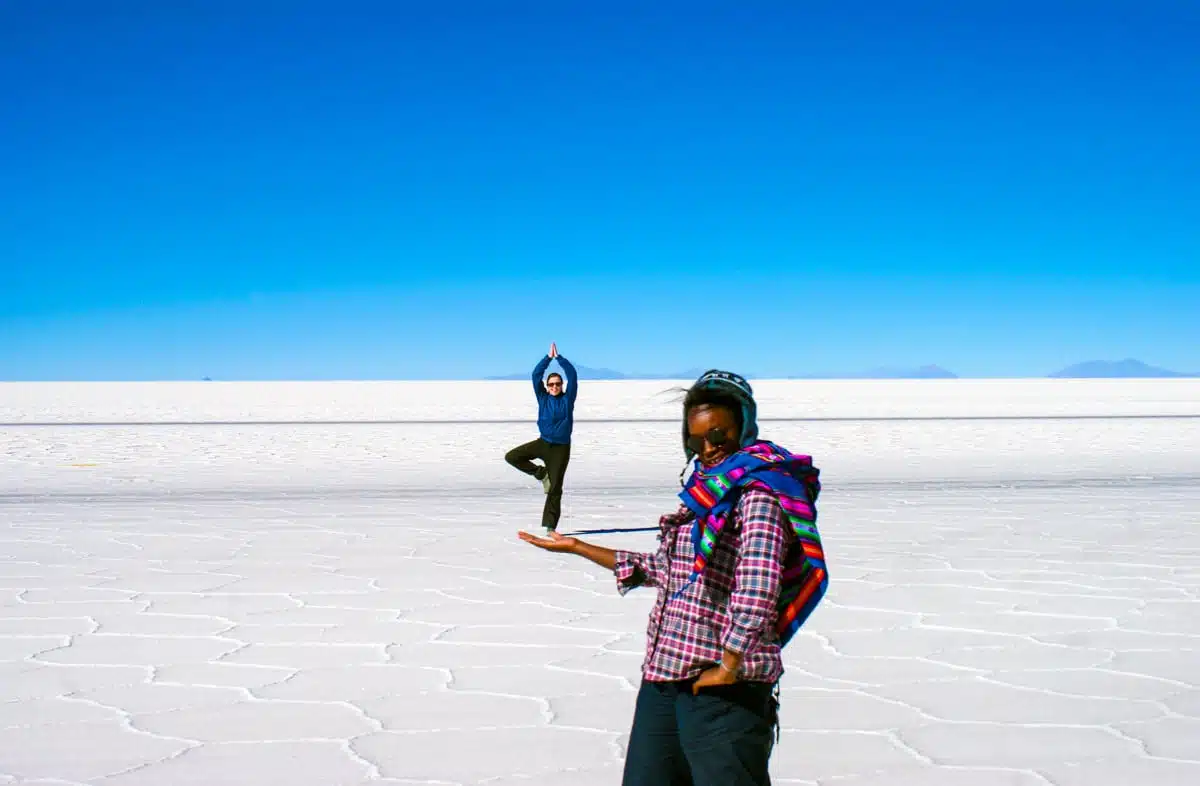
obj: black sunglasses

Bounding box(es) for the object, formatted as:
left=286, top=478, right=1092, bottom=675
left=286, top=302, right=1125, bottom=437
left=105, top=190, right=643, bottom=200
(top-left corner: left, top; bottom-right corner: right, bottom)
left=686, top=427, right=732, bottom=455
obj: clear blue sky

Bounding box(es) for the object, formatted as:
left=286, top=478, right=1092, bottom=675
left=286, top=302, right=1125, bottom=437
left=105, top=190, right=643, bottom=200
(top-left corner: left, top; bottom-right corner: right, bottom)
left=2, top=0, right=1197, bottom=380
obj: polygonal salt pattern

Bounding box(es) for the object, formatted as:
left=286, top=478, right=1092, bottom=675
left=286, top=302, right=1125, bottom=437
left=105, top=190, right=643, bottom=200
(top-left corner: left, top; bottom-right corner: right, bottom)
left=2, top=384, right=1198, bottom=784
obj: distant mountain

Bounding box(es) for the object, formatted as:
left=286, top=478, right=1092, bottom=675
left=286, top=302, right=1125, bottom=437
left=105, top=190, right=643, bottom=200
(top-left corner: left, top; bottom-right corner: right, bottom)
left=780, top=365, right=957, bottom=379
left=485, top=364, right=631, bottom=381
left=486, top=364, right=958, bottom=380
left=820, top=365, right=958, bottom=380
left=623, top=368, right=713, bottom=380
left=1048, top=359, right=1196, bottom=378
left=487, top=365, right=742, bottom=381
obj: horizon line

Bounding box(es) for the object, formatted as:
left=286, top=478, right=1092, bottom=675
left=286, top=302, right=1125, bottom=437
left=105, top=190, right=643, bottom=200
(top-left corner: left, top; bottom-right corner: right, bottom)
left=3, top=374, right=1199, bottom=383
left=6, top=413, right=1200, bottom=428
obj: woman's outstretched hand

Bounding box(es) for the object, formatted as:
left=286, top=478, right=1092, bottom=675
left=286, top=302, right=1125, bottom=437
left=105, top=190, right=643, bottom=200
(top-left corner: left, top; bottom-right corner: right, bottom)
left=518, top=530, right=618, bottom=571
left=518, top=529, right=578, bottom=553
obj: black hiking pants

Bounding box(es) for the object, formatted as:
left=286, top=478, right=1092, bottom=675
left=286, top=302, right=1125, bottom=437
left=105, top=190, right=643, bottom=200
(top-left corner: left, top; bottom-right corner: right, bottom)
left=621, top=679, right=779, bottom=786
left=504, top=438, right=571, bottom=529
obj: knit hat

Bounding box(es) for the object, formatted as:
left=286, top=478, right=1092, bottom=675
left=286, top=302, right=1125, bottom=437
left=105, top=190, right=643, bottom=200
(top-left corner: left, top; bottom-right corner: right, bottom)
left=682, top=369, right=759, bottom=459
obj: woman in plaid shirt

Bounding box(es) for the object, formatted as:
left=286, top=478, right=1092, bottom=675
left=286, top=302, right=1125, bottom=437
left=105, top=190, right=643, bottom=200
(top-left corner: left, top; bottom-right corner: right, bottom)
left=520, top=370, right=826, bottom=786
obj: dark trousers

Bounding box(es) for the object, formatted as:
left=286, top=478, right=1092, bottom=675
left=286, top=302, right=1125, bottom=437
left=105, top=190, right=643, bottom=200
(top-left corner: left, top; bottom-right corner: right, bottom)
left=621, top=679, right=778, bottom=786
left=504, top=437, right=571, bottom=529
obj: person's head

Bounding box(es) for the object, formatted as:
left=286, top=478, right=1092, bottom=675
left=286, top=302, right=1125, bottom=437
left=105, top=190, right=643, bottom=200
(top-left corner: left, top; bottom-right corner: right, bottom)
left=545, top=373, right=564, bottom=397
left=681, top=370, right=759, bottom=467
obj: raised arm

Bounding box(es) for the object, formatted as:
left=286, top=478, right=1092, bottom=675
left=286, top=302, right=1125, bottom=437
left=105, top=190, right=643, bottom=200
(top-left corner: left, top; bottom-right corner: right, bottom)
left=531, top=355, right=552, bottom=400
left=556, top=355, right=580, bottom=404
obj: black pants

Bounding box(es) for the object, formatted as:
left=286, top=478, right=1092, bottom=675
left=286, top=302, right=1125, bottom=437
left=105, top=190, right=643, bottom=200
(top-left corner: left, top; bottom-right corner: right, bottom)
left=621, top=679, right=778, bottom=786
left=504, top=438, right=571, bottom=529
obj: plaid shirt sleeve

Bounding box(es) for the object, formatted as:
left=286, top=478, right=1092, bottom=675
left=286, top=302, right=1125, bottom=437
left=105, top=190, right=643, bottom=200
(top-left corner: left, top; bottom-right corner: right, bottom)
left=722, top=490, right=788, bottom=655
left=613, top=505, right=691, bottom=595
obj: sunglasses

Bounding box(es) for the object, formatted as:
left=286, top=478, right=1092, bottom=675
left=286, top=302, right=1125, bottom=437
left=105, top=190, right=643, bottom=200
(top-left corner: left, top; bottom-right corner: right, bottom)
left=546, top=380, right=562, bottom=388
left=686, top=427, right=732, bottom=455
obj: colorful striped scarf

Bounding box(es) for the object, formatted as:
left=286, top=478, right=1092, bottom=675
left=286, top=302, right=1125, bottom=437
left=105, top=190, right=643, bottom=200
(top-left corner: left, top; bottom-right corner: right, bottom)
left=678, top=440, right=828, bottom=647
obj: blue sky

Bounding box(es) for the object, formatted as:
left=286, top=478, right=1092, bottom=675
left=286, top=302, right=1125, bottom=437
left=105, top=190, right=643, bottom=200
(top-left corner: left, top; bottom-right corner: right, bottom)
left=2, top=0, right=1197, bottom=379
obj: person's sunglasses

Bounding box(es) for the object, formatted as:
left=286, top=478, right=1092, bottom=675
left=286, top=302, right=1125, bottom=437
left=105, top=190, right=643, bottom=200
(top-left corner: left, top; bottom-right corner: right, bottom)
left=686, top=428, right=732, bottom=455
left=546, top=380, right=562, bottom=388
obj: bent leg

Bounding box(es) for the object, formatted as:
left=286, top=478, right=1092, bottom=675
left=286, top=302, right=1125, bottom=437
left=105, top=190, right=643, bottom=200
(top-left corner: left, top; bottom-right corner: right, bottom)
left=504, top=438, right=546, bottom=477
left=677, top=681, right=778, bottom=786
left=621, top=680, right=692, bottom=786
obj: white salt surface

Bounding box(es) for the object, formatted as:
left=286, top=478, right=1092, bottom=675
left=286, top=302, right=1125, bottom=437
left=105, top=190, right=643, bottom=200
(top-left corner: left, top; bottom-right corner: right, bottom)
left=1, top=379, right=1198, bottom=785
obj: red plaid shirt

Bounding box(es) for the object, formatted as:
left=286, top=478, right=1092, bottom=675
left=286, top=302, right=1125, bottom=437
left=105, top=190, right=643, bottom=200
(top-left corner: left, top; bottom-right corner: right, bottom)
left=612, top=489, right=791, bottom=683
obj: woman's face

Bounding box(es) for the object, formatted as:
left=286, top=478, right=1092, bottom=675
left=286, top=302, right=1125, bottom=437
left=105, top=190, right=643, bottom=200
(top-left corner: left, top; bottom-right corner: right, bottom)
left=686, top=404, right=740, bottom=467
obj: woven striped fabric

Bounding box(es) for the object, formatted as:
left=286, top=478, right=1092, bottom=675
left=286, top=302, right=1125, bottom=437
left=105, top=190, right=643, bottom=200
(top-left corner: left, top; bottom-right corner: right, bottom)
left=678, top=441, right=828, bottom=647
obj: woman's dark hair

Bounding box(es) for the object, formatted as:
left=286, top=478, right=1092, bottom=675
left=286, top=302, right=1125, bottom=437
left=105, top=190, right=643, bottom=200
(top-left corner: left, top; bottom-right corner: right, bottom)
left=676, top=384, right=744, bottom=433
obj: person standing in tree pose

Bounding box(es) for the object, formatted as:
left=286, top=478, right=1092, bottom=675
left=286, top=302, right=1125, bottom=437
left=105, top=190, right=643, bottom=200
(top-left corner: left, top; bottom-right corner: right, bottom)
left=504, top=342, right=578, bottom=533
left=518, top=369, right=829, bottom=786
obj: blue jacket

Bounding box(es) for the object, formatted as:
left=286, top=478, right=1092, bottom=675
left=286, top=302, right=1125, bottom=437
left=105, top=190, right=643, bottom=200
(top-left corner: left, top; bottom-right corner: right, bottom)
left=533, top=355, right=578, bottom=444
